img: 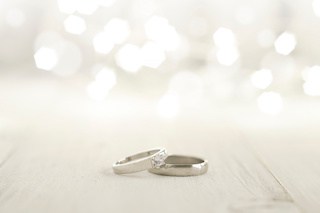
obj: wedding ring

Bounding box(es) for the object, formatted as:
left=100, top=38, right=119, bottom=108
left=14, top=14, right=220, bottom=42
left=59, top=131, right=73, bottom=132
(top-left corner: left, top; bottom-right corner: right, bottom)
left=113, top=148, right=167, bottom=174
left=148, top=155, right=208, bottom=176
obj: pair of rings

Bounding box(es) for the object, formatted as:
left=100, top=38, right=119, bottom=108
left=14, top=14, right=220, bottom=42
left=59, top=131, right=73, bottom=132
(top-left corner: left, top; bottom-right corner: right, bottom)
left=113, top=148, right=208, bottom=176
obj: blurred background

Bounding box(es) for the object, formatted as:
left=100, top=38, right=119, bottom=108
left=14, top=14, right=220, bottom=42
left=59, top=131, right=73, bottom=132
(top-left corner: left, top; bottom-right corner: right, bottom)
left=1, top=0, right=320, bottom=132
left=2, top=2, right=320, bottom=211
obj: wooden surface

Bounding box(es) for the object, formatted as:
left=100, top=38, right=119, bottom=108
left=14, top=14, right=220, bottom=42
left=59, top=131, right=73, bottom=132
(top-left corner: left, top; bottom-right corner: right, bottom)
left=0, top=79, right=319, bottom=213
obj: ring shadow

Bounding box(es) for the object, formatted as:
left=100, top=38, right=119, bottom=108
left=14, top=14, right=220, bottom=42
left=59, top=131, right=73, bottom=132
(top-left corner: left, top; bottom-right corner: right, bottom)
left=101, top=167, right=167, bottom=179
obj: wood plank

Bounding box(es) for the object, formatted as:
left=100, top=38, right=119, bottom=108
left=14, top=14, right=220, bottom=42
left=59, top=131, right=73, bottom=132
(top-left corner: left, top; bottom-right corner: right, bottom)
left=0, top=142, right=14, bottom=169
left=0, top=112, right=301, bottom=213
left=244, top=127, right=320, bottom=213
left=0, top=119, right=17, bottom=166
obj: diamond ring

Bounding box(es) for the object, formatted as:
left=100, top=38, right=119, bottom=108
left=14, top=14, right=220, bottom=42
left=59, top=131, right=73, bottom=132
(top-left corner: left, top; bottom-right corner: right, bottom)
left=148, top=155, right=208, bottom=176
left=113, top=148, right=167, bottom=174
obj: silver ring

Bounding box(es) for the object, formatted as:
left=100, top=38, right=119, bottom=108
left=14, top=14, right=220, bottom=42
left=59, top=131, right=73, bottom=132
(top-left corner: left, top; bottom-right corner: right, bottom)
left=113, top=148, right=167, bottom=174
left=148, top=155, right=208, bottom=176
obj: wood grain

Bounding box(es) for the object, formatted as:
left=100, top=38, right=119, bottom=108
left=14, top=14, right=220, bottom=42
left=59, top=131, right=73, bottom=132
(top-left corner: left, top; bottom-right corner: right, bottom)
left=0, top=110, right=301, bottom=213
left=244, top=127, right=320, bottom=213
left=0, top=79, right=312, bottom=213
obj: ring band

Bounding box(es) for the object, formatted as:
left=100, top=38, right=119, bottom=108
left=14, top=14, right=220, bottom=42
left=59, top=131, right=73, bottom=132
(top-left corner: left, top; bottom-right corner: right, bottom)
left=148, top=155, right=208, bottom=176
left=113, top=148, right=167, bottom=174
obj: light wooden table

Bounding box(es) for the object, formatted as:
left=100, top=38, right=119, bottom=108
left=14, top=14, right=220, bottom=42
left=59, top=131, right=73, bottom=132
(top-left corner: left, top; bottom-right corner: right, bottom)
left=0, top=78, right=319, bottom=213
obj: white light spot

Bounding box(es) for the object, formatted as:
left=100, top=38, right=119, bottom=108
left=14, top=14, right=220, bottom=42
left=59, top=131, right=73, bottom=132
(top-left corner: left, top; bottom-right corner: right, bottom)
left=116, top=44, right=142, bottom=73
left=34, top=47, right=58, bottom=71
left=216, top=47, right=239, bottom=66
left=257, top=29, right=276, bottom=48
left=313, top=0, right=320, bottom=17
left=76, top=0, right=99, bottom=15
left=302, top=66, right=320, bottom=82
left=302, top=66, right=320, bottom=96
left=104, top=18, right=130, bottom=44
left=213, top=27, right=236, bottom=48
left=213, top=28, right=239, bottom=66
left=95, top=67, right=117, bottom=88
left=250, top=69, right=273, bottom=89
left=145, top=16, right=168, bottom=37
left=63, top=15, right=86, bottom=35
left=5, top=8, right=25, bottom=28
left=141, top=41, right=166, bottom=68
left=157, top=93, right=180, bottom=119
left=87, top=67, right=117, bottom=101
left=257, top=92, right=283, bottom=115
left=92, top=18, right=130, bottom=54
left=93, top=32, right=114, bottom=54
left=34, top=39, right=82, bottom=76
left=274, top=32, right=296, bottom=55
left=145, top=16, right=181, bottom=51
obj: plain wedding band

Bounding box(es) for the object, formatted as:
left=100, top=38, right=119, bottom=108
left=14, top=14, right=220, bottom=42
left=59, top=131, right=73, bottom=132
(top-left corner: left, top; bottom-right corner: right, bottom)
left=148, top=155, right=208, bottom=176
left=113, top=148, right=167, bottom=174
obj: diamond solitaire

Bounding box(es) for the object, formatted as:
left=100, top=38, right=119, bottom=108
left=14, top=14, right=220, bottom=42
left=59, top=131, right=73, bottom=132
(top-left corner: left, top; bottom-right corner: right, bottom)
left=151, top=150, right=168, bottom=168
left=113, top=148, right=167, bottom=174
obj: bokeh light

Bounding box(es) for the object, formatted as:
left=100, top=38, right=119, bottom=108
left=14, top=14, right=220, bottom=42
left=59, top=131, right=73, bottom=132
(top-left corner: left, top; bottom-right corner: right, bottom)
left=257, top=92, right=283, bottom=115
left=302, top=66, right=320, bottom=96
left=75, top=0, right=99, bottom=15
left=93, top=32, right=114, bottom=54
left=63, top=15, right=87, bottom=35
left=2, top=0, right=320, bottom=120
left=213, top=28, right=239, bottom=66
left=274, top=32, right=296, bottom=55
left=213, top=27, right=236, bottom=48
left=34, top=47, right=58, bottom=71
left=250, top=69, right=273, bottom=89
left=87, top=67, right=117, bottom=101
left=313, top=0, right=320, bottom=17
left=2, top=1, right=320, bottom=211
left=116, top=44, right=142, bottom=73
left=145, top=16, right=181, bottom=51
left=104, top=18, right=130, bottom=44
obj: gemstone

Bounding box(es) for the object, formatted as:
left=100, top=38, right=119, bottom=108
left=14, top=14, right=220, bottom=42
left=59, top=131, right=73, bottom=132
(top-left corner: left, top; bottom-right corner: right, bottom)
left=151, top=151, right=167, bottom=168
